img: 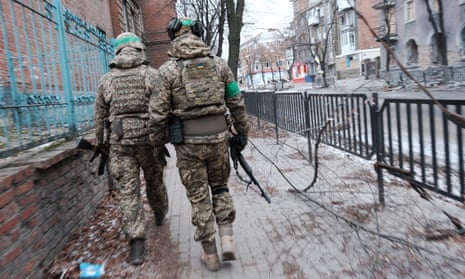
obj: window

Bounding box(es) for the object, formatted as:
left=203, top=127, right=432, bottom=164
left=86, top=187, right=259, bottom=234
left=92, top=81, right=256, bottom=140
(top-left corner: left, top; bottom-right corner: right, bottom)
left=123, top=0, right=138, bottom=32
left=340, top=31, right=356, bottom=54
left=431, top=35, right=438, bottom=64
left=388, top=7, right=395, bottom=23
left=406, top=0, right=415, bottom=22
left=406, top=39, right=419, bottom=65
left=319, top=25, right=325, bottom=40
left=341, top=11, right=355, bottom=28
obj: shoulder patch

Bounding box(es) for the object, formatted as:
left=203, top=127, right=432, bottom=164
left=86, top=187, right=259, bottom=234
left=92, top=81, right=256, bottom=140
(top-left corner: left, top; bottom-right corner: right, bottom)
left=225, top=81, right=240, bottom=98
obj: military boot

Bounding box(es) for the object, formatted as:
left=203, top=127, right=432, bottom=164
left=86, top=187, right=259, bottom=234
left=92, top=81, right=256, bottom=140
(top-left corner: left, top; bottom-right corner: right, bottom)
left=129, top=238, right=145, bottom=265
left=200, top=240, right=220, bottom=271
left=219, top=224, right=236, bottom=261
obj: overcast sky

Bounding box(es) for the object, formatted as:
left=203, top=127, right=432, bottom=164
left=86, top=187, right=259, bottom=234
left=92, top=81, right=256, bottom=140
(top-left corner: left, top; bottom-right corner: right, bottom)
left=242, top=0, right=293, bottom=37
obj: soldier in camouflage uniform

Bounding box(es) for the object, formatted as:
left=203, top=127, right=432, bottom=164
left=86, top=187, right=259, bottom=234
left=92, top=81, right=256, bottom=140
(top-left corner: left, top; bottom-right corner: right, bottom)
left=94, top=32, right=169, bottom=266
left=148, top=18, right=249, bottom=272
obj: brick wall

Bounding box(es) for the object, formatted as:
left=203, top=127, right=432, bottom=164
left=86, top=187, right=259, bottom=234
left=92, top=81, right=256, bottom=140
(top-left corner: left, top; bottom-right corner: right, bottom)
left=0, top=138, right=107, bottom=278
left=142, top=0, right=175, bottom=68
left=62, top=0, right=114, bottom=37
left=357, top=0, right=380, bottom=50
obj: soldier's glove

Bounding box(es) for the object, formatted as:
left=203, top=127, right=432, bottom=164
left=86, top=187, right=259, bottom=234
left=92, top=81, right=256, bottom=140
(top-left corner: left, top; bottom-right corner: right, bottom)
left=231, top=134, right=248, bottom=152
left=92, top=143, right=109, bottom=176
left=94, top=143, right=109, bottom=155
left=157, top=146, right=170, bottom=166
left=91, top=143, right=103, bottom=162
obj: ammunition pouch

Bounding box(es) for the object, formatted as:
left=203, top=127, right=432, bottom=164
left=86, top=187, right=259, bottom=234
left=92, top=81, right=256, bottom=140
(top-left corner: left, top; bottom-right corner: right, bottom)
left=111, top=118, right=150, bottom=142
left=168, top=115, right=184, bottom=145
left=111, top=119, right=123, bottom=140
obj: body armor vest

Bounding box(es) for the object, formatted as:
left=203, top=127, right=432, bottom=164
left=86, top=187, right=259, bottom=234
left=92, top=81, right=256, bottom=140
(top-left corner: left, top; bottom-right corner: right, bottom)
left=176, top=56, right=225, bottom=111
left=109, top=66, right=150, bottom=142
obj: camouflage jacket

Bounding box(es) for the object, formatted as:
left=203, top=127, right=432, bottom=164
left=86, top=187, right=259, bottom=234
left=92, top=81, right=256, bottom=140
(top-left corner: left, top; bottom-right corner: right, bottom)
left=149, top=33, right=249, bottom=145
left=94, top=47, right=160, bottom=145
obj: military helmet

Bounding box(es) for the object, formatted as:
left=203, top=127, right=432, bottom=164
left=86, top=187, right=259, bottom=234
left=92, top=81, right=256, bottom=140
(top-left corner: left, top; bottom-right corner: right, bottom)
left=166, top=17, right=202, bottom=40
left=113, top=32, right=145, bottom=54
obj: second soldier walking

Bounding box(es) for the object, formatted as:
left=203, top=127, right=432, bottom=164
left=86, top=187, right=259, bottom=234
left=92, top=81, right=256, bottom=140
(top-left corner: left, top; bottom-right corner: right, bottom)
left=94, top=32, right=169, bottom=265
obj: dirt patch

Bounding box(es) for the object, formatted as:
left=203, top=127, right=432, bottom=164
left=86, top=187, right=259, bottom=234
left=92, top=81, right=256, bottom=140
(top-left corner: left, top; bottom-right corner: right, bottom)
left=44, top=191, right=186, bottom=279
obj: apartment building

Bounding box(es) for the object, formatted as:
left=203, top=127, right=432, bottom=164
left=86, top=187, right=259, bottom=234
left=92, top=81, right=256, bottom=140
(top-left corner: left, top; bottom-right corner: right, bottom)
left=374, top=0, right=465, bottom=77
left=290, top=0, right=337, bottom=83
left=239, top=31, right=291, bottom=88
left=289, top=0, right=381, bottom=83
left=336, top=0, right=380, bottom=79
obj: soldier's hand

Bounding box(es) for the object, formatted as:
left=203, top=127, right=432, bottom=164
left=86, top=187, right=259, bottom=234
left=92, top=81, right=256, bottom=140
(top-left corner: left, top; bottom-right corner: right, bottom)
left=95, top=143, right=109, bottom=155
left=232, top=134, right=248, bottom=152
left=157, top=146, right=170, bottom=166
left=163, top=146, right=170, bottom=158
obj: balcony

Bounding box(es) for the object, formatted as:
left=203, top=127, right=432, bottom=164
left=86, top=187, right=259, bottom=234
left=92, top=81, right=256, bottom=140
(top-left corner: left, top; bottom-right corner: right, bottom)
left=337, top=0, right=354, bottom=11
left=372, top=0, right=396, bottom=9
left=307, top=15, right=320, bottom=26
left=377, top=23, right=399, bottom=42
left=340, top=23, right=354, bottom=31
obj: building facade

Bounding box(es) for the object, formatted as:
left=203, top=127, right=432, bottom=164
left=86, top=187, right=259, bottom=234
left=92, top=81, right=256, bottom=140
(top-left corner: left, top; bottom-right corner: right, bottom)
left=0, top=0, right=173, bottom=139
left=335, top=0, right=380, bottom=79
left=239, top=31, right=291, bottom=88
left=374, top=0, right=465, bottom=80
left=141, top=0, right=175, bottom=68
left=289, top=0, right=382, bottom=83
left=290, top=0, right=338, bottom=83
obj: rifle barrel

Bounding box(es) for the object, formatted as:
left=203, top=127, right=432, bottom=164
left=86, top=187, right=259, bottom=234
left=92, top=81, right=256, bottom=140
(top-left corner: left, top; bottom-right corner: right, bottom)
left=237, top=153, right=271, bottom=204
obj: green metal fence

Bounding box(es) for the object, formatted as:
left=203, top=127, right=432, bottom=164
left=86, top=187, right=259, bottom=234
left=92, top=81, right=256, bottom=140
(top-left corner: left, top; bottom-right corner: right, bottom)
left=0, top=0, right=112, bottom=158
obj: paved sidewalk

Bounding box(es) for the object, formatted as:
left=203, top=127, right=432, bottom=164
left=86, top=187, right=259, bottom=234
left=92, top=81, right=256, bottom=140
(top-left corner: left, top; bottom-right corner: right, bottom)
left=46, top=119, right=465, bottom=278
left=145, top=123, right=465, bottom=278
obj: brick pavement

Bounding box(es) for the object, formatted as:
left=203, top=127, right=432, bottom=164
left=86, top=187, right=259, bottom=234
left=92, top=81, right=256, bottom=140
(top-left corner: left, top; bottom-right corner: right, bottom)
left=155, top=130, right=465, bottom=279
left=44, top=121, right=465, bottom=278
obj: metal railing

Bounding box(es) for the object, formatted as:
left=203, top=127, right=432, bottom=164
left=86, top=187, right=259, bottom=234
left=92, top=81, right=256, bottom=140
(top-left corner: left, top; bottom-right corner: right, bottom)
left=243, top=90, right=374, bottom=159
left=0, top=0, right=112, bottom=158
left=375, top=95, right=465, bottom=202
left=243, top=90, right=465, bottom=202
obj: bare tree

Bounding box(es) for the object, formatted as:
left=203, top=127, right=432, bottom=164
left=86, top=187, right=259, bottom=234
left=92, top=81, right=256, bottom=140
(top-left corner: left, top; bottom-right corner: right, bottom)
left=176, top=0, right=244, bottom=79
left=216, top=1, right=226, bottom=57
left=377, top=0, right=397, bottom=73
left=424, top=0, right=447, bottom=65
left=305, top=1, right=337, bottom=88
left=176, top=0, right=226, bottom=56
left=225, top=0, right=245, bottom=80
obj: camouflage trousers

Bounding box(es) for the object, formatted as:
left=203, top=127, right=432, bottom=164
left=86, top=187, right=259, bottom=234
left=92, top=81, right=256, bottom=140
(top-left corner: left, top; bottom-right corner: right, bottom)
left=109, top=144, right=168, bottom=240
left=175, top=140, right=236, bottom=243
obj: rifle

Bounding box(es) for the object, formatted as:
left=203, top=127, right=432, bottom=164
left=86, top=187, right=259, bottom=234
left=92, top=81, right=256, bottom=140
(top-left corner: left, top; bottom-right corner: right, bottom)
left=229, top=137, right=271, bottom=203
left=76, top=137, right=108, bottom=176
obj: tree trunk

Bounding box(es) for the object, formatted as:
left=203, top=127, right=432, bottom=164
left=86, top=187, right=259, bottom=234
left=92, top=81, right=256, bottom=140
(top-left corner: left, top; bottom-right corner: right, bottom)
left=226, top=0, right=244, bottom=80
left=215, top=0, right=226, bottom=57
left=424, top=0, right=448, bottom=65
